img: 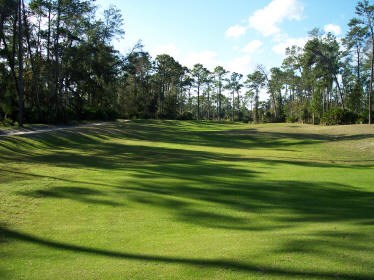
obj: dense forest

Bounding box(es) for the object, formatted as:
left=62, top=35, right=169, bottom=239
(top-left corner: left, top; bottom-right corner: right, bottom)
left=1, top=0, right=373, bottom=126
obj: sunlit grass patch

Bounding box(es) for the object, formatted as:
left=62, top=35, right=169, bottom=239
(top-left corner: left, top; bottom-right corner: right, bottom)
left=1, top=121, right=374, bottom=279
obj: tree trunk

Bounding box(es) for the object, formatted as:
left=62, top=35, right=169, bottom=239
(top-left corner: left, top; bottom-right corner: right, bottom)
left=47, top=4, right=51, bottom=62
left=54, top=0, right=61, bottom=114
left=22, top=0, right=41, bottom=117
left=207, top=89, right=210, bottom=120
left=18, top=0, right=24, bottom=126
left=197, top=83, right=200, bottom=120
left=37, top=13, right=41, bottom=56
left=334, top=75, right=345, bottom=111
left=218, top=81, right=222, bottom=120
left=237, top=90, right=240, bottom=121
left=188, top=86, right=191, bottom=112
left=253, top=88, right=259, bottom=123
left=232, top=91, right=234, bottom=121
left=357, top=46, right=361, bottom=83
left=0, top=18, right=20, bottom=97
left=271, top=92, right=277, bottom=119
left=369, top=33, right=374, bottom=124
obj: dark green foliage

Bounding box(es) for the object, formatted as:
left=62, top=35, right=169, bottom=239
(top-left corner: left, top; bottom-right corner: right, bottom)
left=321, top=107, right=361, bottom=125
left=0, top=0, right=123, bottom=124
left=81, top=106, right=119, bottom=121
left=0, top=1, right=373, bottom=125
left=286, top=115, right=299, bottom=123
left=263, top=111, right=273, bottom=123
left=177, top=111, right=193, bottom=120
left=321, top=108, right=344, bottom=125
left=241, top=117, right=250, bottom=124
left=342, top=111, right=360, bottom=125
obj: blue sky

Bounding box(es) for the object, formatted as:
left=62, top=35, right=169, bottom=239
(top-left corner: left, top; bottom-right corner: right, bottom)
left=96, top=0, right=357, bottom=75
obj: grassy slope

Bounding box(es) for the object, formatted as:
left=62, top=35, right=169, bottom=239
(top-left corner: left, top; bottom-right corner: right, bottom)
left=0, top=120, right=374, bottom=280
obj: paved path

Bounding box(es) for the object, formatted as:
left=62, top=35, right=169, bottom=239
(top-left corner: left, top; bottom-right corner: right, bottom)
left=0, top=121, right=124, bottom=137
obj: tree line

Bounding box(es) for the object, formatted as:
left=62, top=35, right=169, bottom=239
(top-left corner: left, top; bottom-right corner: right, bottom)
left=1, top=0, right=373, bottom=126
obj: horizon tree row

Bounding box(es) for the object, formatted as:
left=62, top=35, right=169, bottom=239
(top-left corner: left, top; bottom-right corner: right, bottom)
left=1, top=0, right=373, bottom=125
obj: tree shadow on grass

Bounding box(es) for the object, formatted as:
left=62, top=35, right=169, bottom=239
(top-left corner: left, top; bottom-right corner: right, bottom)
left=118, top=177, right=374, bottom=228
left=0, top=137, right=371, bottom=174
left=19, top=186, right=123, bottom=207
left=1, top=121, right=374, bottom=169
left=12, top=152, right=374, bottom=231
left=0, top=226, right=373, bottom=280
left=1, top=121, right=374, bottom=154
left=1, top=131, right=373, bottom=229
left=1, top=136, right=373, bottom=229
left=1, top=121, right=374, bottom=278
left=0, top=169, right=120, bottom=188
left=101, top=121, right=374, bottom=150
left=272, top=229, right=374, bottom=274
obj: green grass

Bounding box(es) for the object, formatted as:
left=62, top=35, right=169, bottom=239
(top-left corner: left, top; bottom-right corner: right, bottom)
left=0, top=120, right=105, bottom=133
left=1, top=120, right=374, bottom=280
left=0, top=122, right=47, bottom=131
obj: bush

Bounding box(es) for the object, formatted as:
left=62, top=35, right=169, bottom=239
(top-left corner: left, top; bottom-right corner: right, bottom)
left=285, top=115, right=299, bottom=123
left=321, top=107, right=344, bottom=125
left=177, top=111, right=193, bottom=120
left=236, top=111, right=244, bottom=122
left=321, top=107, right=360, bottom=125
left=275, top=112, right=286, bottom=123
left=342, top=111, right=359, bottom=125
left=156, top=112, right=165, bottom=119
left=242, top=115, right=252, bottom=123
left=0, top=119, right=15, bottom=127
left=356, top=113, right=368, bottom=124
left=263, top=111, right=273, bottom=123
left=104, top=107, right=119, bottom=120
left=82, top=106, right=118, bottom=121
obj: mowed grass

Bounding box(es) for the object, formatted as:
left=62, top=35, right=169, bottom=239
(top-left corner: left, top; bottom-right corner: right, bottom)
left=1, top=120, right=374, bottom=280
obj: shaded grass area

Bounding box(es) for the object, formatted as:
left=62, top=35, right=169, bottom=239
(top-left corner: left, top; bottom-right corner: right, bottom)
left=1, top=228, right=373, bottom=280
left=0, top=121, right=374, bottom=279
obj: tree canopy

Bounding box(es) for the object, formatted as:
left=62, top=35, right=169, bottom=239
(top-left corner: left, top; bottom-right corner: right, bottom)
left=0, top=0, right=373, bottom=125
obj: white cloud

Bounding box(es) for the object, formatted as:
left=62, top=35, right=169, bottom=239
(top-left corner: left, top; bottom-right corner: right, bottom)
left=149, top=45, right=219, bottom=71
left=242, top=40, right=263, bottom=53
left=149, top=43, right=255, bottom=75
left=225, top=55, right=255, bottom=75
left=183, top=52, right=255, bottom=75
left=258, top=88, right=269, bottom=101
left=180, top=50, right=220, bottom=71
left=324, top=24, right=342, bottom=36
left=113, top=40, right=137, bottom=56
left=225, top=24, right=247, bottom=38
left=272, top=36, right=309, bottom=55
left=149, top=43, right=180, bottom=59
left=249, top=0, right=304, bottom=37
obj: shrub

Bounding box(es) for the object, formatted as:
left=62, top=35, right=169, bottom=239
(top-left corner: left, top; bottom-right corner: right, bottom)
left=321, top=107, right=360, bottom=125
left=286, top=115, right=299, bottom=123
left=156, top=112, right=167, bottom=120
left=356, top=113, right=368, bottom=124
left=82, top=106, right=119, bottom=121
left=342, top=111, right=359, bottom=125
left=321, top=107, right=344, bottom=125
left=263, top=111, right=273, bottom=123
left=177, top=111, right=193, bottom=120
left=236, top=111, right=244, bottom=122
left=242, top=115, right=252, bottom=123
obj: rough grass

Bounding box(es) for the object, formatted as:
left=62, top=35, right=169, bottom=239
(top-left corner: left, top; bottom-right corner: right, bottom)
left=1, top=120, right=374, bottom=280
